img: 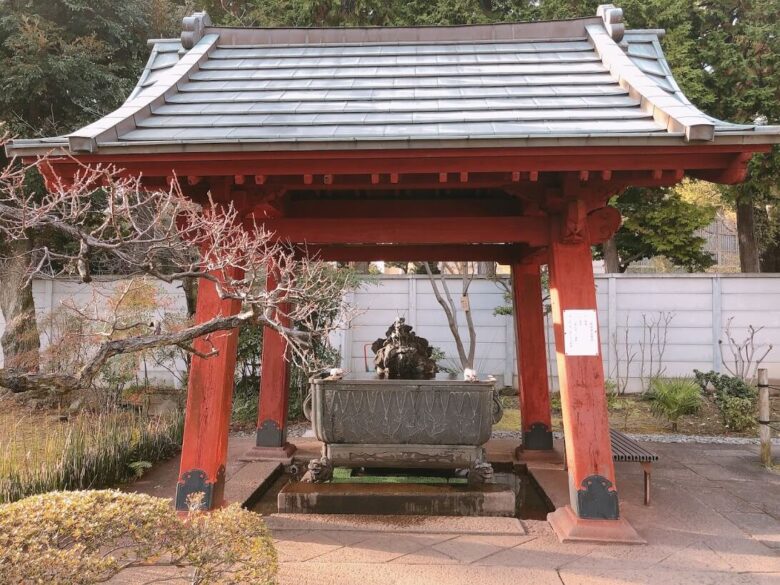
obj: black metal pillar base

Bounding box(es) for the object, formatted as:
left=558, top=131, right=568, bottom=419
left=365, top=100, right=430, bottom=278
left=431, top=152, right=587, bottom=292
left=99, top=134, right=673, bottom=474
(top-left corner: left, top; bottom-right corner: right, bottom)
left=523, top=422, right=554, bottom=450
left=576, top=475, right=620, bottom=520
left=256, top=419, right=286, bottom=448
left=175, top=466, right=225, bottom=512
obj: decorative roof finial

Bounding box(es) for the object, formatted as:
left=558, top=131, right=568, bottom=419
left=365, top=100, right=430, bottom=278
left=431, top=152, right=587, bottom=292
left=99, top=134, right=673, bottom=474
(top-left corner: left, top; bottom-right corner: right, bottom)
left=181, top=11, right=212, bottom=50
left=596, top=4, right=624, bottom=43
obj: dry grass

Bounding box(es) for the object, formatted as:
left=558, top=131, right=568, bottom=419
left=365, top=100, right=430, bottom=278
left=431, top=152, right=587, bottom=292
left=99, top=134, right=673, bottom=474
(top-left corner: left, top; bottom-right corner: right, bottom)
left=0, top=400, right=183, bottom=503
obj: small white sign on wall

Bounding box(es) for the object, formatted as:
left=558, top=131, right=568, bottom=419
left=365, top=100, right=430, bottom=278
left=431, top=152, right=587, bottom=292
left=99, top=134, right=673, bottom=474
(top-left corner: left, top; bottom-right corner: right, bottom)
left=563, top=309, right=600, bottom=356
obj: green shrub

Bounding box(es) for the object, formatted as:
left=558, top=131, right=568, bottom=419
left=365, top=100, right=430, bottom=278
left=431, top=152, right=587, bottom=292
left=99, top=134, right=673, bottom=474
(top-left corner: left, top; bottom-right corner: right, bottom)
left=550, top=392, right=562, bottom=413
left=693, top=370, right=756, bottom=399
left=646, top=377, right=702, bottom=432
left=719, top=395, right=757, bottom=432
left=693, top=370, right=757, bottom=432
left=233, top=321, right=341, bottom=427
left=0, top=490, right=277, bottom=585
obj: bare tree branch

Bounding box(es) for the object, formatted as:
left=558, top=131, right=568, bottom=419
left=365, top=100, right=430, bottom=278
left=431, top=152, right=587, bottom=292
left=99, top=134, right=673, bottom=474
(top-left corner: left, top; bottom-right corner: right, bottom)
left=0, top=135, right=356, bottom=396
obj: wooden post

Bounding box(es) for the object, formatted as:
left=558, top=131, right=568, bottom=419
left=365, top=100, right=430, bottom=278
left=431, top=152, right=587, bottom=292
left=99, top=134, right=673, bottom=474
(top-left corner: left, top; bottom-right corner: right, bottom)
left=176, top=268, right=243, bottom=511
left=248, top=266, right=296, bottom=460
left=547, top=206, right=619, bottom=521
left=511, top=262, right=553, bottom=450
left=759, top=368, right=772, bottom=468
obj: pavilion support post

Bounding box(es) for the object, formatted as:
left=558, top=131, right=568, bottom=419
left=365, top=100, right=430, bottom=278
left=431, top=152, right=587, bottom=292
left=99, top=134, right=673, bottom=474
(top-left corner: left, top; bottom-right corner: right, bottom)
left=545, top=207, right=644, bottom=544
left=511, top=262, right=553, bottom=451
left=176, top=267, right=243, bottom=512
left=243, top=266, right=296, bottom=462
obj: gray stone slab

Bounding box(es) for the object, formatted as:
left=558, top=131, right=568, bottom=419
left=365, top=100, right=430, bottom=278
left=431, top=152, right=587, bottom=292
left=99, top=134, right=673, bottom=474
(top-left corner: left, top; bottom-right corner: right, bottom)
left=278, top=482, right=516, bottom=517
left=266, top=513, right=526, bottom=535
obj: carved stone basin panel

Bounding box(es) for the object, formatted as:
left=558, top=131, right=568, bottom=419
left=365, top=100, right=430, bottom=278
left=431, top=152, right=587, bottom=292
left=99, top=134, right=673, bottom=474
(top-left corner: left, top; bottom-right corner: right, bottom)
left=310, top=373, right=496, bottom=446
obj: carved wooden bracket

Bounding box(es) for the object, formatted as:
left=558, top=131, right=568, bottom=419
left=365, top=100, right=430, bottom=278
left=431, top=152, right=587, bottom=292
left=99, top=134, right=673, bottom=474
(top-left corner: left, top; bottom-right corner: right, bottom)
left=562, top=199, right=588, bottom=244
left=586, top=206, right=622, bottom=245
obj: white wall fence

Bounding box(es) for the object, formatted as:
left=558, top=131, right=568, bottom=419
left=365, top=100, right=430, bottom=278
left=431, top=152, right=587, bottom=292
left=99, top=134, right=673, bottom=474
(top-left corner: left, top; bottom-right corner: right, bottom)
left=0, top=277, right=188, bottom=387
left=1, top=274, right=779, bottom=393
left=338, top=274, right=780, bottom=392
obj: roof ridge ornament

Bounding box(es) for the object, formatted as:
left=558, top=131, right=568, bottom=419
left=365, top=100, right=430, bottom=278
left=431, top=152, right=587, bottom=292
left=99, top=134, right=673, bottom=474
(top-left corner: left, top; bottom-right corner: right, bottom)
left=182, top=11, right=212, bottom=50
left=596, top=4, right=624, bottom=43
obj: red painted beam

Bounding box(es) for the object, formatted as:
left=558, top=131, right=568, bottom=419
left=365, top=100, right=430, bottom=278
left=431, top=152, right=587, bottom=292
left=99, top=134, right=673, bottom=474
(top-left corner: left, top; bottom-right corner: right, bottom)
left=35, top=145, right=767, bottom=193
left=299, top=244, right=533, bottom=263
left=262, top=216, right=548, bottom=245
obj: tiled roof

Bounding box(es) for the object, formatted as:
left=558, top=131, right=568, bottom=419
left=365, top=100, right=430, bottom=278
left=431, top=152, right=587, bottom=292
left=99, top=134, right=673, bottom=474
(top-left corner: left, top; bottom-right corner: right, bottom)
left=7, top=5, right=779, bottom=156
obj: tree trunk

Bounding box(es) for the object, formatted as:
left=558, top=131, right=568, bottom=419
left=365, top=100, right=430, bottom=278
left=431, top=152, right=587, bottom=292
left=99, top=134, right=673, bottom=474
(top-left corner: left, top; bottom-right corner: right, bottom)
left=602, top=237, right=621, bottom=273
left=0, top=238, right=40, bottom=371
left=350, top=261, right=370, bottom=273
left=737, top=201, right=761, bottom=272
left=180, top=276, right=198, bottom=317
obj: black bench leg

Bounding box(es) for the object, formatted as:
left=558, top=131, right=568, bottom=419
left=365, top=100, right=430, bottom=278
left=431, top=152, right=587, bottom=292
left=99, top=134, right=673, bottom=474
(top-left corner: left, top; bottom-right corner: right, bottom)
left=641, top=462, right=652, bottom=505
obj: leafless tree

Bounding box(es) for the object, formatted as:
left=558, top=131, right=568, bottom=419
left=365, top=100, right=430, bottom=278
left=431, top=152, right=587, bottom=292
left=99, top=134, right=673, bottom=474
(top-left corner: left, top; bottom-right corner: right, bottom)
left=423, top=261, right=476, bottom=371
left=719, top=317, right=773, bottom=381
left=0, top=140, right=353, bottom=397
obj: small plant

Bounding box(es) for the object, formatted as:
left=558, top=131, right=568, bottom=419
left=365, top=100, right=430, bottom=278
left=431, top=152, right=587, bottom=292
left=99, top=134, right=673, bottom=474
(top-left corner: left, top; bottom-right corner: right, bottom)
left=605, top=379, right=620, bottom=409
left=550, top=392, right=562, bottom=413
left=0, top=490, right=277, bottom=584
left=646, top=377, right=702, bottom=432
left=693, top=369, right=757, bottom=432
left=718, top=395, right=757, bottom=432
left=693, top=370, right=756, bottom=399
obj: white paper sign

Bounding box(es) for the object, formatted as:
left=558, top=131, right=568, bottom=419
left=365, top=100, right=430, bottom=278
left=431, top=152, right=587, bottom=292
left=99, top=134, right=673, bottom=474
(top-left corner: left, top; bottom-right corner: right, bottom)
left=563, top=310, right=599, bottom=356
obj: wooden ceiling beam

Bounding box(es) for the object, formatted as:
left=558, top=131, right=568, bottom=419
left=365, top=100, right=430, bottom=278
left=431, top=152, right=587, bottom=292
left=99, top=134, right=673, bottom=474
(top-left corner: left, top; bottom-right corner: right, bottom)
left=260, top=216, right=549, bottom=246
left=297, top=244, right=535, bottom=263
left=283, top=198, right=525, bottom=219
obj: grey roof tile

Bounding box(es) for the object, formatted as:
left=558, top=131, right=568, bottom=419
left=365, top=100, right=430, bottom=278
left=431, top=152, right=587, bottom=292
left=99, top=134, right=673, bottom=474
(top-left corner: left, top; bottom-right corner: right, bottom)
left=10, top=17, right=777, bottom=155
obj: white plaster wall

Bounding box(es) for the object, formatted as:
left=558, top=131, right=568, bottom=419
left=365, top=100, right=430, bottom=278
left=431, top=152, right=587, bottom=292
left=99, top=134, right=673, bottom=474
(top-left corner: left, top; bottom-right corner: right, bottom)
left=0, top=277, right=188, bottom=387
left=342, top=274, right=780, bottom=392
left=2, top=274, right=779, bottom=392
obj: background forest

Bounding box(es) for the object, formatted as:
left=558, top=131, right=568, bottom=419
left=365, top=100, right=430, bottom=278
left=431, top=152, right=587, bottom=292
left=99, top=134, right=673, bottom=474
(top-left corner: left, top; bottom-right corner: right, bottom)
left=0, top=0, right=778, bottom=370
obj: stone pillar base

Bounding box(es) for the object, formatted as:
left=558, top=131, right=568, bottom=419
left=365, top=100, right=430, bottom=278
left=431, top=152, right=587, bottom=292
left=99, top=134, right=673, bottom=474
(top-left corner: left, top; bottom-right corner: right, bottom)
left=548, top=505, right=645, bottom=544
left=239, top=443, right=296, bottom=464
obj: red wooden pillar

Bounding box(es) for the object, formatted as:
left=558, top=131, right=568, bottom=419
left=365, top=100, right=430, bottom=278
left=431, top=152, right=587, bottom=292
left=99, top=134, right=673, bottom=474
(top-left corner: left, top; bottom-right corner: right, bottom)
left=176, top=268, right=243, bottom=511
left=252, top=267, right=296, bottom=459
left=511, top=262, right=553, bottom=450
left=546, top=203, right=623, bottom=527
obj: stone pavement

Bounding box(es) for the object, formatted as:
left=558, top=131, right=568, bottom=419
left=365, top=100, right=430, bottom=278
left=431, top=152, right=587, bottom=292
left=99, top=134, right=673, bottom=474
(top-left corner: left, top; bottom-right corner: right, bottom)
left=119, top=436, right=779, bottom=585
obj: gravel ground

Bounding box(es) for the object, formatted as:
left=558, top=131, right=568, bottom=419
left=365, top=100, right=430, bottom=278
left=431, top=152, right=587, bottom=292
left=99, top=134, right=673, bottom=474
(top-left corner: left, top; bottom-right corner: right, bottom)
left=491, top=428, right=780, bottom=445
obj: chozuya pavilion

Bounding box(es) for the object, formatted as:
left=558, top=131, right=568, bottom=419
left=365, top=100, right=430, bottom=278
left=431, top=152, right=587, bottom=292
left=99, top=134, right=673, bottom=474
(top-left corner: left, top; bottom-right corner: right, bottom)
left=8, top=4, right=780, bottom=542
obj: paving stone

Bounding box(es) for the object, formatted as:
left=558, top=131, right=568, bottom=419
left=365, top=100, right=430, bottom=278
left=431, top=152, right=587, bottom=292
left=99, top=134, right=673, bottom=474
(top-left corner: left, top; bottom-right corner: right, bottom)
left=721, top=512, right=780, bottom=544
left=559, top=567, right=758, bottom=585
left=274, top=530, right=343, bottom=562
left=430, top=534, right=535, bottom=564
left=313, top=533, right=444, bottom=563
left=476, top=532, right=595, bottom=569
left=280, top=563, right=563, bottom=585
left=703, top=534, right=780, bottom=573
left=388, top=546, right=461, bottom=565
left=656, top=541, right=735, bottom=572
left=690, top=487, right=763, bottom=513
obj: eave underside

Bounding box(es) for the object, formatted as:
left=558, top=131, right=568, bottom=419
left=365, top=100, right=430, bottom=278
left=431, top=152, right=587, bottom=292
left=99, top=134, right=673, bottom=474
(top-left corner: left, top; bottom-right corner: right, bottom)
left=36, top=143, right=766, bottom=265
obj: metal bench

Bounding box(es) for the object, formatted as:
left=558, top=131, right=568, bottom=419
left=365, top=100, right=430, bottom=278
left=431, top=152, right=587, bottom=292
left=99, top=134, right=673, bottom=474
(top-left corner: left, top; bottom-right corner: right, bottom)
left=610, top=429, right=659, bottom=506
